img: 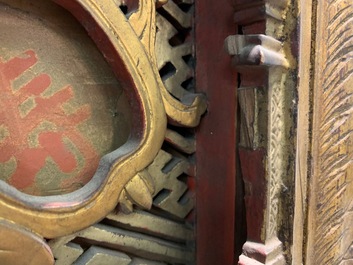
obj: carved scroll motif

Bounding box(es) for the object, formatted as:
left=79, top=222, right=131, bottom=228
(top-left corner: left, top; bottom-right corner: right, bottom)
left=226, top=0, right=292, bottom=264
left=0, top=0, right=204, bottom=264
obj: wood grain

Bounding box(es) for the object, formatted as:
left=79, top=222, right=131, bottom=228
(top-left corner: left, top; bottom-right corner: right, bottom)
left=308, top=1, right=353, bottom=264
left=292, top=0, right=312, bottom=263
left=195, top=0, right=237, bottom=263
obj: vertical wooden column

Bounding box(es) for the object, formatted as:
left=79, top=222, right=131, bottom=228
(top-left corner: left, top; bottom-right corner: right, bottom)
left=195, top=1, right=237, bottom=264
left=224, top=0, right=295, bottom=264
left=292, top=0, right=312, bottom=263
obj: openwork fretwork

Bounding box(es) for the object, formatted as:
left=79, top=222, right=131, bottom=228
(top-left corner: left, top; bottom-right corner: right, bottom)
left=156, top=0, right=195, bottom=101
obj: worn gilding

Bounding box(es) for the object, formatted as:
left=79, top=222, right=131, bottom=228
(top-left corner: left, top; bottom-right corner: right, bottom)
left=0, top=0, right=173, bottom=238
left=0, top=1, right=205, bottom=264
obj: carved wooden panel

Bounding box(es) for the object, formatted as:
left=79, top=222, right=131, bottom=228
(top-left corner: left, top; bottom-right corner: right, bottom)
left=7, top=0, right=352, bottom=264
left=0, top=0, right=131, bottom=196
left=0, top=0, right=205, bottom=264
left=307, top=1, right=353, bottom=264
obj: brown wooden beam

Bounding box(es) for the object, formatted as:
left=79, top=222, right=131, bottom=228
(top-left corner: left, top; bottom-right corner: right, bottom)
left=195, top=1, right=238, bottom=264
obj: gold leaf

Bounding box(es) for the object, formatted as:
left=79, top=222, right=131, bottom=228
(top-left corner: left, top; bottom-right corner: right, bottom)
left=156, top=0, right=168, bottom=8
left=119, top=190, right=134, bottom=214
left=124, top=174, right=153, bottom=210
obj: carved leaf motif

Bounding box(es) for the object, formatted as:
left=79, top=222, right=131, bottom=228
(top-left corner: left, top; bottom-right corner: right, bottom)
left=120, top=171, right=154, bottom=212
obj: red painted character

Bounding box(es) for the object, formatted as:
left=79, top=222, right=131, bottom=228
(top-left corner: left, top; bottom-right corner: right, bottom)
left=0, top=50, right=98, bottom=194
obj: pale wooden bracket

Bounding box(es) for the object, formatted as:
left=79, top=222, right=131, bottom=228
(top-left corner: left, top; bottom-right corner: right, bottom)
left=225, top=35, right=288, bottom=68
left=225, top=0, right=291, bottom=264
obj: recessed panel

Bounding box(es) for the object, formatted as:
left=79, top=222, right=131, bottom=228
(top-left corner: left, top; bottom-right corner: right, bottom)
left=0, top=0, right=131, bottom=195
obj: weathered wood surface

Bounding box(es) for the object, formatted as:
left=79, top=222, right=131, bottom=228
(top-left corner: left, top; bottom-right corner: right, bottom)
left=227, top=0, right=296, bottom=264
left=292, top=0, right=312, bottom=263
left=307, top=1, right=353, bottom=264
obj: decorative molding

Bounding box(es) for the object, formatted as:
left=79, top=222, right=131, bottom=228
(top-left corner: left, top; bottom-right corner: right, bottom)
left=226, top=0, right=291, bottom=264
left=239, top=237, right=285, bottom=265
left=0, top=219, right=54, bottom=265
left=266, top=67, right=287, bottom=240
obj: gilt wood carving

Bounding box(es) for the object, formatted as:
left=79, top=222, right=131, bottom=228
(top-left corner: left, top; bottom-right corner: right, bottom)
left=7, top=0, right=352, bottom=264
left=0, top=0, right=205, bottom=264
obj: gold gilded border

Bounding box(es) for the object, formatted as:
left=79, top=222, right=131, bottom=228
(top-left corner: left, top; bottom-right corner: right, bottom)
left=0, top=0, right=167, bottom=238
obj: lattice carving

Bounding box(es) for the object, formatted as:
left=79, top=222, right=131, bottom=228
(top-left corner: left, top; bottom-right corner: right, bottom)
left=155, top=0, right=194, bottom=101
left=126, top=0, right=206, bottom=128
left=49, top=210, right=193, bottom=264
left=119, top=148, right=194, bottom=219
left=51, top=1, right=196, bottom=264
left=147, top=150, right=193, bottom=219
left=117, top=0, right=197, bottom=221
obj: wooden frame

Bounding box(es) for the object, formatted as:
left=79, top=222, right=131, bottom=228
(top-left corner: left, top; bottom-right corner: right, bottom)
left=0, top=0, right=168, bottom=238
left=0, top=0, right=206, bottom=263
